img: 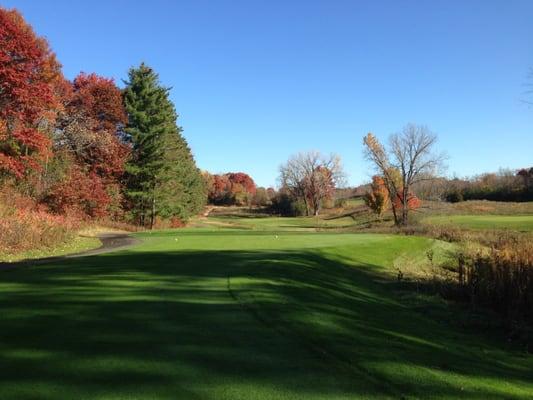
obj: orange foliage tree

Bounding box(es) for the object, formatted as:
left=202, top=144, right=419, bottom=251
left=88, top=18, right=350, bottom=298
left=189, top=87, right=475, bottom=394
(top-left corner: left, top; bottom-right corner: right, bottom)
left=364, top=175, right=389, bottom=217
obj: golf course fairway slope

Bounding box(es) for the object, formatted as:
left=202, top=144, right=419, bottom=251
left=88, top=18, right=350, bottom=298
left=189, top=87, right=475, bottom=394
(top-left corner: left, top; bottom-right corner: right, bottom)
left=0, top=226, right=531, bottom=399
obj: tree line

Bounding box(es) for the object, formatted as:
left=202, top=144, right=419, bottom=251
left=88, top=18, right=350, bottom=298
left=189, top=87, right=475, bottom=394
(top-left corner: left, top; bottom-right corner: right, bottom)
left=2, top=6, right=529, bottom=231
left=202, top=125, right=445, bottom=224
left=443, top=168, right=533, bottom=203
left=0, top=8, right=205, bottom=228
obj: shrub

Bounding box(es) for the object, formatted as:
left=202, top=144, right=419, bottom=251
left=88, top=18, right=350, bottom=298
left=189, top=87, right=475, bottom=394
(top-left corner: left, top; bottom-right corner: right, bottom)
left=401, top=223, right=533, bottom=337
left=44, top=167, right=110, bottom=218
left=334, top=198, right=347, bottom=208
left=0, top=188, right=81, bottom=255
left=169, top=217, right=185, bottom=228
left=445, top=189, right=463, bottom=203
left=269, top=192, right=305, bottom=216
left=252, top=187, right=270, bottom=206
left=426, top=225, right=466, bottom=243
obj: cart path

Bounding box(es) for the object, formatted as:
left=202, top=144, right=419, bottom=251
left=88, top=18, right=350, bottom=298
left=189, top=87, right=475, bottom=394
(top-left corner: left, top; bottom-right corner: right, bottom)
left=0, top=233, right=140, bottom=271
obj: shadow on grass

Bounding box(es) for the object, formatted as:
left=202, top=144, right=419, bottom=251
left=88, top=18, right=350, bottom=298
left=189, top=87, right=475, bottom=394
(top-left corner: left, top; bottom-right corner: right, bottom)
left=0, top=247, right=532, bottom=399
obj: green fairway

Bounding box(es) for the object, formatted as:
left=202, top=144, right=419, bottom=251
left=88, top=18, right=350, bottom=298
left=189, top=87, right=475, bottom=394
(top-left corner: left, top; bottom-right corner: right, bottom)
left=422, top=214, right=533, bottom=231
left=0, top=224, right=531, bottom=399
left=204, top=215, right=359, bottom=231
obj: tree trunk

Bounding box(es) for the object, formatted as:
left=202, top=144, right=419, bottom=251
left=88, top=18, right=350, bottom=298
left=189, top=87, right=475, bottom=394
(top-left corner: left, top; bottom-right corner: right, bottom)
left=388, top=188, right=399, bottom=225
left=303, top=197, right=310, bottom=216
left=150, top=196, right=156, bottom=230
left=313, top=197, right=320, bottom=216
left=139, top=198, right=146, bottom=227
left=401, top=186, right=409, bottom=225
left=391, top=203, right=398, bottom=225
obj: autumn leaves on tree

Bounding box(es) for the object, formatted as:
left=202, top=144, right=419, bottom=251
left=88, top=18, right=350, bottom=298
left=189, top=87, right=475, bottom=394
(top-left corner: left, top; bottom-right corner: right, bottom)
left=0, top=8, right=205, bottom=227
left=0, top=8, right=61, bottom=177
left=204, top=172, right=257, bottom=206
left=47, top=73, right=129, bottom=218
left=363, top=124, right=444, bottom=225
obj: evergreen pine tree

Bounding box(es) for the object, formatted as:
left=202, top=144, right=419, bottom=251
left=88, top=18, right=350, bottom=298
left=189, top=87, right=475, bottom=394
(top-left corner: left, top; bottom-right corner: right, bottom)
left=155, top=95, right=206, bottom=221
left=123, top=63, right=205, bottom=227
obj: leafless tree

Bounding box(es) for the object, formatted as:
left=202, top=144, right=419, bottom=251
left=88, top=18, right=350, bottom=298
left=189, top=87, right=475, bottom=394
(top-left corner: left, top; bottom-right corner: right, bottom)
left=279, top=151, right=345, bottom=216
left=363, top=124, right=446, bottom=225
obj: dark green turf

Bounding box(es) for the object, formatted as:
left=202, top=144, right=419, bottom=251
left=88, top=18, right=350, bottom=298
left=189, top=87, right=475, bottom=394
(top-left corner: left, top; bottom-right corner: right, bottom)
left=0, top=227, right=531, bottom=399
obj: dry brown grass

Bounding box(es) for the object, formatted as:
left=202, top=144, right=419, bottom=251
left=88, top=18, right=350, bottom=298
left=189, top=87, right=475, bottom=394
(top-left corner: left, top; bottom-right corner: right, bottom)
left=418, top=199, right=533, bottom=216
left=0, top=189, right=81, bottom=254
left=452, top=236, right=533, bottom=326
left=0, top=186, right=142, bottom=255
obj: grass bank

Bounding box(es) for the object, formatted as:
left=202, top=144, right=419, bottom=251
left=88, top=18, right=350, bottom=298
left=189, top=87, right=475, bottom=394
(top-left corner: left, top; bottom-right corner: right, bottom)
left=421, top=214, right=533, bottom=231
left=0, top=235, right=101, bottom=263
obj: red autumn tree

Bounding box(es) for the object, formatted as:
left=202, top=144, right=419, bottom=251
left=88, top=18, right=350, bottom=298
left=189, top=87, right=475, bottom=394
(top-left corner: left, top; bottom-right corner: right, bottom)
left=212, top=174, right=231, bottom=194
left=226, top=172, right=256, bottom=205
left=206, top=172, right=257, bottom=205
left=71, top=73, right=127, bottom=132
left=227, top=172, right=257, bottom=195
left=48, top=72, right=129, bottom=217
left=207, top=174, right=231, bottom=204
left=56, top=72, right=129, bottom=179
left=392, top=190, right=421, bottom=212
left=0, top=7, right=62, bottom=177
left=45, top=166, right=110, bottom=218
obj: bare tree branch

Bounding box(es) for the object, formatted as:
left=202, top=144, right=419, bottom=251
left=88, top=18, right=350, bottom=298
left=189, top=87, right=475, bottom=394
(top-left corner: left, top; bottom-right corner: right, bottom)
left=363, top=124, right=447, bottom=225
left=279, top=151, right=345, bottom=216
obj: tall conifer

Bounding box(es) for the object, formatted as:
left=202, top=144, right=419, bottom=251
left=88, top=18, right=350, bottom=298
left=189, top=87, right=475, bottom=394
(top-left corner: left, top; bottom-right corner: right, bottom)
left=123, top=63, right=205, bottom=227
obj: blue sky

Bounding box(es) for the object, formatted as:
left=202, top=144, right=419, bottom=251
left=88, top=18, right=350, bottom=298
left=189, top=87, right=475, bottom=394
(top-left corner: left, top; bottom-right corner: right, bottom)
left=4, top=0, right=532, bottom=187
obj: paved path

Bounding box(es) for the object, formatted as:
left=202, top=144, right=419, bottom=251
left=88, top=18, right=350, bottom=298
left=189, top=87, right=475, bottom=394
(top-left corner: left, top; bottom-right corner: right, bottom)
left=0, top=232, right=140, bottom=271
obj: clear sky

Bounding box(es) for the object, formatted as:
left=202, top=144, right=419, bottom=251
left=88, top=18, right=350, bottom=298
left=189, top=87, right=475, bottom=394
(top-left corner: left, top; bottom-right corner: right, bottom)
left=3, top=0, right=532, bottom=187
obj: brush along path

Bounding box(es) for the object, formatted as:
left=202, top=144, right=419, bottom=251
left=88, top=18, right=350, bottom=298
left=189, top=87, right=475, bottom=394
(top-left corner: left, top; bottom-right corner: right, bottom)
left=0, top=223, right=531, bottom=399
